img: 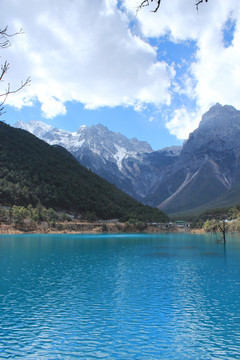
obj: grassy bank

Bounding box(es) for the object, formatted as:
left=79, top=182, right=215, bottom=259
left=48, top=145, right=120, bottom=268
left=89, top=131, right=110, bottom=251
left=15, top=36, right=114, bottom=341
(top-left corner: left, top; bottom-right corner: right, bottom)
left=0, top=220, right=174, bottom=235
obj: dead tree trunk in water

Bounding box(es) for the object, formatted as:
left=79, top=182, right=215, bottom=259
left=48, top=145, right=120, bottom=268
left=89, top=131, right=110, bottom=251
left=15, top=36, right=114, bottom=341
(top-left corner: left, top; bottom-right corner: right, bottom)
left=218, top=220, right=226, bottom=244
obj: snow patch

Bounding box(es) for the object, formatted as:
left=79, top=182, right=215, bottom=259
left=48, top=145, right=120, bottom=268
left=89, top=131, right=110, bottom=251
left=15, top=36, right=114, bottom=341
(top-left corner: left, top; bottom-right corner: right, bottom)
left=159, top=170, right=199, bottom=209
left=113, top=144, right=138, bottom=171
left=114, top=145, right=128, bottom=171
left=15, top=120, right=53, bottom=137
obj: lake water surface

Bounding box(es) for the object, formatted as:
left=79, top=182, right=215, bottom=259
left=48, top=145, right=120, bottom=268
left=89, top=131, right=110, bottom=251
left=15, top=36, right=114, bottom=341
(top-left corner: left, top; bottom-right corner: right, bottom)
left=1, top=233, right=240, bottom=359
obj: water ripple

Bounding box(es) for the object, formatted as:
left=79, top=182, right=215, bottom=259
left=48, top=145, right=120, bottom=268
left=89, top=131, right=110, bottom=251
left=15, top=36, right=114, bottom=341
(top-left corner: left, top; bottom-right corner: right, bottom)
left=0, top=233, right=240, bottom=359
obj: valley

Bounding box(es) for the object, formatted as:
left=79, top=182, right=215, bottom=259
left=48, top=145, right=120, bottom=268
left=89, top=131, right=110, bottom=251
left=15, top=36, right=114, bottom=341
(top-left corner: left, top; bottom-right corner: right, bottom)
left=15, top=103, right=240, bottom=216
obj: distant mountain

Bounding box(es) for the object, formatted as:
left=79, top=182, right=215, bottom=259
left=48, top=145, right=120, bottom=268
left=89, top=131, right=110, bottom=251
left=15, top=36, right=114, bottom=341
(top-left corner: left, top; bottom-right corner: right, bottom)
left=146, top=104, right=240, bottom=214
left=0, top=121, right=168, bottom=222
left=15, top=104, right=240, bottom=215
left=15, top=120, right=181, bottom=200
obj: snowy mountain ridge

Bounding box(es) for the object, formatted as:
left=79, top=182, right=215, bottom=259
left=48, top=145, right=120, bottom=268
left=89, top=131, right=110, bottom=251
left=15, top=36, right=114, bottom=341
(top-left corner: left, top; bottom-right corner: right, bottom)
left=15, top=104, right=240, bottom=215
left=15, top=120, right=153, bottom=173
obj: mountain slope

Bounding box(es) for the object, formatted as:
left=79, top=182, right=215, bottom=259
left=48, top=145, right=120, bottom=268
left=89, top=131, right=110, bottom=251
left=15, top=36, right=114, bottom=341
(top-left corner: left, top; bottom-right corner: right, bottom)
left=0, top=121, right=168, bottom=222
left=14, top=104, right=240, bottom=215
left=147, top=104, right=240, bottom=214
left=15, top=120, right=181, bottom=201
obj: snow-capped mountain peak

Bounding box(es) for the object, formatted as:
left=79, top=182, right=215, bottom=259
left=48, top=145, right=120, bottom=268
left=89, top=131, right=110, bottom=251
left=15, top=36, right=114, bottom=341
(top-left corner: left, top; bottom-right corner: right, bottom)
left=13, top=104, right=240, bottom=215
left=14, top=120, right=153, bottom=171
left=15, top=120, right=54, bottom=137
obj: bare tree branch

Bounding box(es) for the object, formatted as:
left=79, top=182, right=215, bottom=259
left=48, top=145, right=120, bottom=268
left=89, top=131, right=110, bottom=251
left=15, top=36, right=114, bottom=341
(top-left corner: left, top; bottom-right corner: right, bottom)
left=0, top=26, right=24, bottom=48
left=0, top=26, right=31, bottom=117
left=196, top=0, right=208, bottom=11
left=0, top=76, right=31, bottom=98
left=0, top=61, right=9, bottom=81
left=137, top=0, right=162, bottom=14
left=0, top=76, right=31, bottom=117
left=137, top=0, right=208, bottom=13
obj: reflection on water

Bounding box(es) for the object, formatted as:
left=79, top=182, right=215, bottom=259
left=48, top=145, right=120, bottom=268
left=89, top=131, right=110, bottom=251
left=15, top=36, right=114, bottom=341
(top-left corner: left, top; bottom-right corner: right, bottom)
left=0, top=233, right=240, bottom=359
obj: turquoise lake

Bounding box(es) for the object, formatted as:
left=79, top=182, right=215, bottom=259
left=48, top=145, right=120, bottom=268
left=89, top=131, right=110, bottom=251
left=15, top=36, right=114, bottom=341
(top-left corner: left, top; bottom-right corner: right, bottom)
left=1, top=233, right=240, bottom=359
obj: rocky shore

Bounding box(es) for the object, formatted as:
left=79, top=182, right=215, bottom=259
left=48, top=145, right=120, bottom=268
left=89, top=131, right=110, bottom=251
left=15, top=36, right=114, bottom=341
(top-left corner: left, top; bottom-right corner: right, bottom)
left=0, top=221, right=194, bottom=235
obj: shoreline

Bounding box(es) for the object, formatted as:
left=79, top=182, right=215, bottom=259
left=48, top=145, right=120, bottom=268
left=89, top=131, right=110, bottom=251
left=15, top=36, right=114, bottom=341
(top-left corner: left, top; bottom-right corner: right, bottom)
left=0, top=221, right=205, bottom=235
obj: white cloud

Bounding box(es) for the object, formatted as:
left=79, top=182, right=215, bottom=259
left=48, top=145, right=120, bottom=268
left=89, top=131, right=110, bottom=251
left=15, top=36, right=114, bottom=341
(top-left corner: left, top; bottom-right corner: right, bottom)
left=192, top=13, right=240, bottom=113
left=0, top=0, right=173, bottom=118
left=124, top=0, right=240, bottom=138
left=40, top=97, right=67, bottom=119
left=1, top=0, right=240, bottom=140
left=166, top=106, right=200, bottom=140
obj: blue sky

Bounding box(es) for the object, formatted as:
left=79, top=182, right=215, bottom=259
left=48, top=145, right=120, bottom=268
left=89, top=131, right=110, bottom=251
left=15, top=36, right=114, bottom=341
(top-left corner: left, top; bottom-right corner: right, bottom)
left=4, top=102, right=182, bottom=150
left=1, top=0, right=240, bottom=150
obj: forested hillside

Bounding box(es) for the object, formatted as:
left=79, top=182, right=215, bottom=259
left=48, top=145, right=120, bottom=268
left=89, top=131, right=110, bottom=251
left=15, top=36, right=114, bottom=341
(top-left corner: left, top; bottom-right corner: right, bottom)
left=0, top=121, right=168, bottom=222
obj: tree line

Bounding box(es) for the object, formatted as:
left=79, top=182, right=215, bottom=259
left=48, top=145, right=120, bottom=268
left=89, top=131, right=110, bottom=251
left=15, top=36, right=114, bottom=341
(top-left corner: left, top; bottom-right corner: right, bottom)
left=0, top=121, right=169, bottom=223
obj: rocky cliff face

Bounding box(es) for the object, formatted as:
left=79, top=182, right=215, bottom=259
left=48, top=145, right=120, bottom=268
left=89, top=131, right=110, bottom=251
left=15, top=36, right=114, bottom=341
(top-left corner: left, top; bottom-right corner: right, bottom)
left=15, top=120, right=173, bottom=200
left=146, top=104, right=240, bottom=213
left=15, top=104, right=240, bottom=214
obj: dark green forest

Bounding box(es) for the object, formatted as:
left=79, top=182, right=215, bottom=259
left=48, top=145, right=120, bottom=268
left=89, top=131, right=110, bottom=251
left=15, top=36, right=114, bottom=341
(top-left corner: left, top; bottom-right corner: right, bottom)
left=0, top=121, right=168, bottom=222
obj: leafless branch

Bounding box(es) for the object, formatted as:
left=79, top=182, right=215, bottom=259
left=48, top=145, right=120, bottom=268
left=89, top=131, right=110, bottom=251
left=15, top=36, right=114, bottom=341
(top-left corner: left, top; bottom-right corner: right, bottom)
left=0, top=76, right=31, bottom=113
left=137, top=0, right=162, bottom=14
left=0, top=26, right=23, bottom=48
left=0, top=61, right=9, bottom=81
left=1, top=76, right=31, bottom=97
left=137, top=0, right=208, bottom=13
left=196, top=0, right=208, bottom=11
left=0, top=104, right=5, bottom=116
left=0, top=26, right=30, bottom=117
